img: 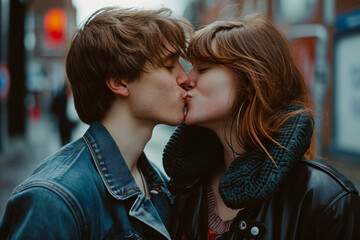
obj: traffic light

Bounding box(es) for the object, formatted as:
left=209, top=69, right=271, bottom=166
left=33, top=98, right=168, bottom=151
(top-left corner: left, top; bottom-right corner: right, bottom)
left=43, top=8, right=67, bottom=48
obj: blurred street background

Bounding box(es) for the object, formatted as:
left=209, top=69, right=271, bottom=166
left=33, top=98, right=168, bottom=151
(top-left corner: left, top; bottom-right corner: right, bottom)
left=1, top=0, right=360, bottom=218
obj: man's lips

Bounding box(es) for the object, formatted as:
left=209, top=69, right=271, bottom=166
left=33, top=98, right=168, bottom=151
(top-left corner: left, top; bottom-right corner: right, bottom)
left=185, top=95, right=192, bottom=104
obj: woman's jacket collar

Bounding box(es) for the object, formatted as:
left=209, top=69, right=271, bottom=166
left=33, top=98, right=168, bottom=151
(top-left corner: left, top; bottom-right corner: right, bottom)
left=163, top=105, right=313, bottom=209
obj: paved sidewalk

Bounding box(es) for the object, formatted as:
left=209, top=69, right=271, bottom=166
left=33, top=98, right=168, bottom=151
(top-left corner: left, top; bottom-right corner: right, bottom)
left=0, top=115, right=61, bottom=218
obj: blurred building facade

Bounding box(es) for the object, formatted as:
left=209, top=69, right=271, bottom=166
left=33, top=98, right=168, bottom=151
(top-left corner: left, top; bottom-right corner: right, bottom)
left=0, top=0, right=359, bottom=165
left=183, top=0, right=360, bottom=163
left=0, top=0, right=76, bottom=155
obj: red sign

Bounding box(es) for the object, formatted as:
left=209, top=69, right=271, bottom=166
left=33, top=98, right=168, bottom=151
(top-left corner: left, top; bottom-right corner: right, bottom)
left=44, top=8, right=67, bottom=48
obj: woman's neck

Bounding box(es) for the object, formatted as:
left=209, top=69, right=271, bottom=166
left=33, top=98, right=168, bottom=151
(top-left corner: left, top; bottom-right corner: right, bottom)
left=206, top=121, right=245, bottom=220
left=209, top=120, right=245, bottom=170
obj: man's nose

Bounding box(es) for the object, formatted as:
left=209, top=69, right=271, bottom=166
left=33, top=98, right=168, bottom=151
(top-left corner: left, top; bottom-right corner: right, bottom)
left=177, top=67, right=194, bottom=91
left=185, top=68, right=197, bottom=90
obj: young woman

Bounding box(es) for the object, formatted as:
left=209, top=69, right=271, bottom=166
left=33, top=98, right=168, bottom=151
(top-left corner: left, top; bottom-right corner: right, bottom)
left=163, top=14, right=360, bottom=240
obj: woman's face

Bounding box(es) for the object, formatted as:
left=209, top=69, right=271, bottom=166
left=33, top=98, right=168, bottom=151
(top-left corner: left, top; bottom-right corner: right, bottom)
left=185, top=61, right=237, bottom=129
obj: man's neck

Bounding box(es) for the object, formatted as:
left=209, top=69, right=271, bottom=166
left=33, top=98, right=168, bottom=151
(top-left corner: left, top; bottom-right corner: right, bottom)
left=101, top=107, right=154, bottom=175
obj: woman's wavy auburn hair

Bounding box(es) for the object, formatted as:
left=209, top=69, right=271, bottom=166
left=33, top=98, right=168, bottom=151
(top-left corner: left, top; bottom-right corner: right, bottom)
left=187, top=14, right=315, bottom=161
left=66, top=7, right=193, bottom=124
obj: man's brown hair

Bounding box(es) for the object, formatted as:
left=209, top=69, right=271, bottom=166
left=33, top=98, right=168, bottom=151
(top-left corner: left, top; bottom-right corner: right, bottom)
left=187, top=14, right=315, bottom=161
left=66, top=7, right=192, bottom=124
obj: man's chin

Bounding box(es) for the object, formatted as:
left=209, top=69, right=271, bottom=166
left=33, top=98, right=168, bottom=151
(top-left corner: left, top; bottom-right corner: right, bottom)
left=165, top=115, right=185, bottom=126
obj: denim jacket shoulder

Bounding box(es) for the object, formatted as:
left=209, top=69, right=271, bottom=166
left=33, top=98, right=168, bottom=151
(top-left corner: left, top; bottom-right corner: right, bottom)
left=0, top=122, right=172, bottom=240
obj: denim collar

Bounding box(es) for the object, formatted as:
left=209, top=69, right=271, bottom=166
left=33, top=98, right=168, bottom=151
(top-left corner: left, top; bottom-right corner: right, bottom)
left=83, top=121, right=169, bottom=201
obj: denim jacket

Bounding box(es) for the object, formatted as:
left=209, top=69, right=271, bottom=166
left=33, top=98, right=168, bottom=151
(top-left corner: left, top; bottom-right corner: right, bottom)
left=0, top=122, right=173, bottom=239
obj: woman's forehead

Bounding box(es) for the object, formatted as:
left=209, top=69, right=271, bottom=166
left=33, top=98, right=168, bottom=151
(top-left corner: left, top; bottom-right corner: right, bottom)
left=188, top=39, right=220, bottom=65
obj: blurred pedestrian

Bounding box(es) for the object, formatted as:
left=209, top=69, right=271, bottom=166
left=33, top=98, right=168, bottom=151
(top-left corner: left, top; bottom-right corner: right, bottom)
left=163, top=14, right=360, bottom=239
left=0, top=7, right=192, bottom=239
left=51, top=81, right=77, bottom=146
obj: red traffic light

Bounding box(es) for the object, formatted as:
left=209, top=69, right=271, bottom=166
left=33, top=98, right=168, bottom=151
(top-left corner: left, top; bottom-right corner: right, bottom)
left=44, top=8, right=67, bottom=48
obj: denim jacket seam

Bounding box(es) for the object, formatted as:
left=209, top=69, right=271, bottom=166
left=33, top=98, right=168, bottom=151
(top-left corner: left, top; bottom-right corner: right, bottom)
left=68, top=141, right=86, bottom=159
left=138, top=155, right=172, bottom=201
left=57, top=141, right=85, bottom=155
left=7, top=198, right=19, bottom=237
left=120, top=188, right=141, bottom=196
left=83, top=135, right=111, bottom=188
left=12, top=180, right=86, bottom=239
left=83, top=134, right=141, bottom=199
left=45, top=142, right=87, bottom=178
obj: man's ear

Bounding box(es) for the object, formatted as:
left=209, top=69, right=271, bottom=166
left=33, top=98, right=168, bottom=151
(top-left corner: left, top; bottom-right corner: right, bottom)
left=106, top=78, right=129, bottom=97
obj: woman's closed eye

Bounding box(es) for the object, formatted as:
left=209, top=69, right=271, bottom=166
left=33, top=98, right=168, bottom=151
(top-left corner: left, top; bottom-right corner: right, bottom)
left=197, top=67, right=208, bottom=73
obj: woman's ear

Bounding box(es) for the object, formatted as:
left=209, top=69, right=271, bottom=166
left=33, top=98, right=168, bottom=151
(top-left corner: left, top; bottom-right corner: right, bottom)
left=106, top=78, right=129, bottom=97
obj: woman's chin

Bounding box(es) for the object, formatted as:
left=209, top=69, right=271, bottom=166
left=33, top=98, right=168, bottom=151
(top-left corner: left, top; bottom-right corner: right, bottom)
left=184, top=114, right=194, bottom=125
left=184, top=113, right=199, bottom=126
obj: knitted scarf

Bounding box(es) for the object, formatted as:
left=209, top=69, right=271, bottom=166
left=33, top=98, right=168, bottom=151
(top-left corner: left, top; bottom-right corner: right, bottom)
left=163, top=106, right=313, bottom=209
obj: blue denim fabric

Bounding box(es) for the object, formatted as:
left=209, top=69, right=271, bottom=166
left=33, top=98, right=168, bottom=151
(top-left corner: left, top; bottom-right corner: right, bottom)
left=0, top=122, right=173, bottom=239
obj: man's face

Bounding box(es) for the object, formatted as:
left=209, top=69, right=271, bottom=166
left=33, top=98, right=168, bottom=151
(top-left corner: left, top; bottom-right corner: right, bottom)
left=126, top=44, right=190, bottom=126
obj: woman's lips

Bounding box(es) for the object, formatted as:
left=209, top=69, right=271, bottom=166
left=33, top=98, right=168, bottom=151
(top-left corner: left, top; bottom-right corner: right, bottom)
left=185, top=95, right=192, bottom=104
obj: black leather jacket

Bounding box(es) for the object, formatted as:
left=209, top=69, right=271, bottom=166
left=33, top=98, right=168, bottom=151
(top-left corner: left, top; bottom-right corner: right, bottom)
left=168, top=159, right=360, bottom=240
left=163, top=110, right=360, bottom=240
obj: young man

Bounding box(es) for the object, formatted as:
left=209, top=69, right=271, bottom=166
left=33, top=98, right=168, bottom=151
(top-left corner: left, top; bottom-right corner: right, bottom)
left=0, top=7, right=192, bottom=239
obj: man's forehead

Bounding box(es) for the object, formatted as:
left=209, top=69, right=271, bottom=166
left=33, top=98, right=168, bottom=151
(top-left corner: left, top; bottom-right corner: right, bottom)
left=160, top=40, right=179, bottom=59
left=162, top=51, right=179, bottom=60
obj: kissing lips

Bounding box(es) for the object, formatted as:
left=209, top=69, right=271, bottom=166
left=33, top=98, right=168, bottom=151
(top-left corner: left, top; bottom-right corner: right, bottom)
left=185, top=95, right=192, bottom=104
left=184, top=95, right=192, bottom=116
